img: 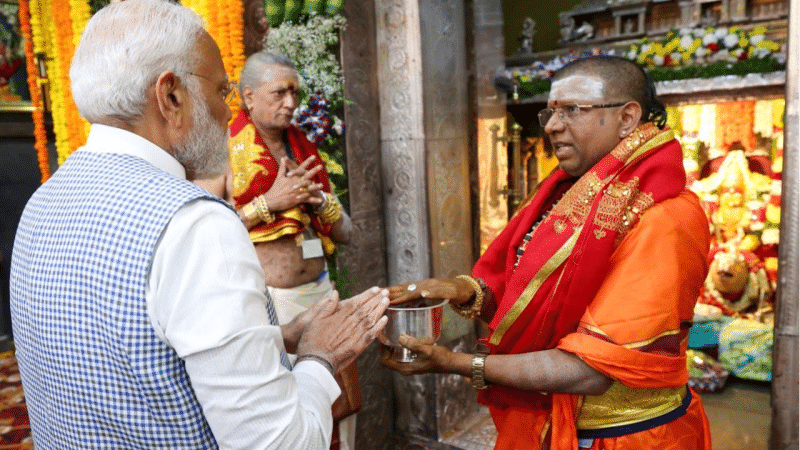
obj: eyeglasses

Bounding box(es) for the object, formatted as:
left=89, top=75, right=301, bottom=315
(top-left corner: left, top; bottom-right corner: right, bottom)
left=538, top=102, right=626, bottom=127
left=187, top=72, right=238, bottom=104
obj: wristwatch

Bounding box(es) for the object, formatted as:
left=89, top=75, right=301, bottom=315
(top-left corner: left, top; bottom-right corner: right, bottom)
left=472, top=352, right=490, bottom=390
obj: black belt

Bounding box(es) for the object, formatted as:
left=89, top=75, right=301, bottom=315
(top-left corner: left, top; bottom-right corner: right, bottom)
left=577, top=387, right=693, bottom=439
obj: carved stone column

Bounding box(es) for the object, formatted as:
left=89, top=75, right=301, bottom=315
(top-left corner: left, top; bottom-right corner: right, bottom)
left=375, top=0, right=430, bottom=286
left=729, top=0, right=748, bottom=21
left=375, top=0, right=477, bottom=446
left=770, top=1, right=799, bottom=448
left=678, top=1, right=701, bottom=26
left=339, top=1, right=394, bottom=449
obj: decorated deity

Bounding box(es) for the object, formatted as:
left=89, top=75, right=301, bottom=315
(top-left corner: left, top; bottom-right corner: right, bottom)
left=692, top=150, right=776, bottom=321
left=699, top=244, right=772, bottom=321
left=691, top=149, right=772, bottom=249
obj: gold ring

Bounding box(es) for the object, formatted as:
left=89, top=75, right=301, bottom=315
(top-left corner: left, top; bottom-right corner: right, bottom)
left=299, top=187, right=308, bottom=193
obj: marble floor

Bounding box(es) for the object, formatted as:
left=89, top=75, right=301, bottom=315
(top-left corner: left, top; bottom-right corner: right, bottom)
left=439, top=378, right=772, bottom=450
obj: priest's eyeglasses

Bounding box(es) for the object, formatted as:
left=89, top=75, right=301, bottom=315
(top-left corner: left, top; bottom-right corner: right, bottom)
left=538, top=102, right=626, bottom=127
left=187, top=72, right=238, bottom=104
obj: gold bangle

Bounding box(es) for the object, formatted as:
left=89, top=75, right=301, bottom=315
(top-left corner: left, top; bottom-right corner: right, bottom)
left=451, top=275, right=484, bottom=319
left=472, top=353, right=490, bottom=390
left=254, top=196, right=275, bottom=224
left=240, top=201, right=260, bottom=223
left=317, top=193, right=343, bottom=224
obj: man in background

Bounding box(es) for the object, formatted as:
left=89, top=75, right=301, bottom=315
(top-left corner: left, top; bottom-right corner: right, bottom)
left=194, top=51, right=359, bottom=450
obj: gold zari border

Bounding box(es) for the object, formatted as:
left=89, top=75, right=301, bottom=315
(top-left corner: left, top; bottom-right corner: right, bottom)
left=578, top=382, right=687, bottom=429
left=490, top=227, right=582, bottom=346
left=625, top=129, right=675, bottom=165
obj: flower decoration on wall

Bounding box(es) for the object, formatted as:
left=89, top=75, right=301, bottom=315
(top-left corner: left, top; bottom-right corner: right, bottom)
left=265, top=11, right=348, bottom=203
left=626, top=26, right=783, bottom=68
left=506, top=48, right=613, bottom=99
left=507, top=25, right=786, bottom=101
left=293, top=92, right=333, bottom=146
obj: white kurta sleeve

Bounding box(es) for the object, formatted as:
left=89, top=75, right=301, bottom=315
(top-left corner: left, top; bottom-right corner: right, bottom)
left=147, top=199, right=340, bottom=450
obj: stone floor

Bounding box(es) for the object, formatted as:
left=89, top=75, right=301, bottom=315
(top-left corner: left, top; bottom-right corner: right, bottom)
left=438, top=378, right=772, bottom=450
left=702, top=379, right=772, bottom=450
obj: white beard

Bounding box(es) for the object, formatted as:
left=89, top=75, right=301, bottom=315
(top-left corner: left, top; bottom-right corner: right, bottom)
left=174, top=88, right=230, bottom=180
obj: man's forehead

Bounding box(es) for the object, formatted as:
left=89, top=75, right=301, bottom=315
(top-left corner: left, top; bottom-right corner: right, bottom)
left=549, top=74, right=605, bottom=103
left=260, top=66, right=298, bottom=86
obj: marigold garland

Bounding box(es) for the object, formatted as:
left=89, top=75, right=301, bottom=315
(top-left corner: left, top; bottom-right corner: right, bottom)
left=68, top=0, right=90, bottom=49
left=19, top=0, right=51, bottom=182
left=226, top=0, right=245, bottom=114
left=26, top=0, right=242, bottom=170
left=42, top=0, right=69, bottom=162
left=56, top=0, right=89, bottom=161
left=68, top=0, right=92, bottom=141
left=181, top=0, right=245, bottom=118
left=25, top=0, right=91, bottom=165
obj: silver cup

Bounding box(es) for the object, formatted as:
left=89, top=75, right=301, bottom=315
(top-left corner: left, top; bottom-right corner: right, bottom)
left=382, top=298, right=448, bottom=362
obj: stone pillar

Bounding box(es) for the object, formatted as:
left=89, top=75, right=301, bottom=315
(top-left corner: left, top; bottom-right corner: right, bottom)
left=679, top=1, right=697, bottom=27
left=637, top=10, right=645, bottom=34
left=720, top=0, right=730, bottom=21
left=729, top=0, right=748, bottom=21
left=375, top=0, right=430, bottom=287
left=340, top=2, right=387, bottom=299
left=375, top=0, right=476, bottom=446
left=339, top=1, right=394, bottom=449
left=770, top=0, right=799, bottom=447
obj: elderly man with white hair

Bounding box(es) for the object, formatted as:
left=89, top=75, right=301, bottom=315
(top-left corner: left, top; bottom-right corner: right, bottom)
left=194, top=51, right=359, bottom=450
left=9, top=1, right=388, bottom=449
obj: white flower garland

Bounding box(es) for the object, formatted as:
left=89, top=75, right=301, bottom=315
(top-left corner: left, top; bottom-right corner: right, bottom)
left=264, top=14, right=346, bottom=103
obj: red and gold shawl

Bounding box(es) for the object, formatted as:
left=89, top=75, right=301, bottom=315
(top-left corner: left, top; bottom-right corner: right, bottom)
left=473, top=123, right=692, bottom=446
left=228, top=110, right=336, bottom=254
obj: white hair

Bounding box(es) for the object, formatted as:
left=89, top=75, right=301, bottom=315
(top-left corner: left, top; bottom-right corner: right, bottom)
left=70, top=0, right=205, bottom=124
left=238, top=52, right=297, bottom=105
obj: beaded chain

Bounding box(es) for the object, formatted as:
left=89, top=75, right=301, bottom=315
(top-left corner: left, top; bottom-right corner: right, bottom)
left=512, top=196, right=564, bottom=272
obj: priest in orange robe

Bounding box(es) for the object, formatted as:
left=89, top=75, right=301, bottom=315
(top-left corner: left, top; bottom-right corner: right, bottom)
left=382, top=56, right=712, bottom=450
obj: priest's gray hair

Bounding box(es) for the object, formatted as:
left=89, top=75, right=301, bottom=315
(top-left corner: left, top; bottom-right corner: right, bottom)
left=238, top=52, right=298, bottom=109
left=70, top=0, right=205, bottom=124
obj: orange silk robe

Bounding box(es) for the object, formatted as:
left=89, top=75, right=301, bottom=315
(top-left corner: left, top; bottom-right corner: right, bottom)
left=491, top=191, right=712, bottom=450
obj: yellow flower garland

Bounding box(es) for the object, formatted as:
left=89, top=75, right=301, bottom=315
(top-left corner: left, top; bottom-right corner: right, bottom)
left=182, top=0, right=246, bottom=118
left=27, top=0, right=243, bottom=170
left=39, top=0, right=69, bottom=162
left=26, top=0, right=91, bottom=165
left=20, top=0, right=51, bottom=182
left=69, top=0, right=92, bottom=140
left=227, top=0, right=245, bottom=114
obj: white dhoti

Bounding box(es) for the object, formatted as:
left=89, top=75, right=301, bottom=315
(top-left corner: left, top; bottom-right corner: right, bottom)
left=268, top=273, right=357, bottom=450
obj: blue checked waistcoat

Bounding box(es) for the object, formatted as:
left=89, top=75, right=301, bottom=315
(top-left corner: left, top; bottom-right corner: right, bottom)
left=10, top=150, right=228, bottom=449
